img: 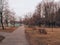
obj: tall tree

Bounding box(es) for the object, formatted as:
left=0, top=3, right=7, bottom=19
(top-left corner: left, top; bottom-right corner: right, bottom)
left=0, top=0, right=5, bottom=30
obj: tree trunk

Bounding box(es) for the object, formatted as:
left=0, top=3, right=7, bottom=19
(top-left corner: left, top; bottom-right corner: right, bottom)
left=0, top=12, right=4, bottom=30
left=14, top=21, right=15, bottom=27
left=5, top=19, right=8, bottom=27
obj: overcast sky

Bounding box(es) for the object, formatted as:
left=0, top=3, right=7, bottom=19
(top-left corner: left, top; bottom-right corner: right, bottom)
left=8, top=0, right=60, bottom=20
left=8, top=0, right=42, bottom=18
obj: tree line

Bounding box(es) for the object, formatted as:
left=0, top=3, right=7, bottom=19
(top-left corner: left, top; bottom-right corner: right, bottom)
left=21, top=1, right=60, bottom=27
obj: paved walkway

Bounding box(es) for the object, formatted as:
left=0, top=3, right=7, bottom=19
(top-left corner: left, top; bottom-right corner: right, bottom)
left=0, top=26, right=29, bottom=45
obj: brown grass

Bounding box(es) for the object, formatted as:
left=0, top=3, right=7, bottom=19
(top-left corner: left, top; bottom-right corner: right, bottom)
left=0, top=27, right=18, bottom=33
left=25, top=26, right=60, bottom=45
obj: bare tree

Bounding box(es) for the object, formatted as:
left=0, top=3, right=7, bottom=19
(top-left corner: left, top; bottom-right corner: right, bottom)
left=0, top=0, right=5, bottom=30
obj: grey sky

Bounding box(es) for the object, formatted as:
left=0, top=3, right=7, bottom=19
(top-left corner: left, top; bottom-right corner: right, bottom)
left=8, top=0, right=42, bottom=18
left=8, top=0, right=60, bottom=20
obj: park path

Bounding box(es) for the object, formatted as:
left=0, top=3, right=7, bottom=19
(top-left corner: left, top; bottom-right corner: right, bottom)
left=0, top=26, right=29, bottom=45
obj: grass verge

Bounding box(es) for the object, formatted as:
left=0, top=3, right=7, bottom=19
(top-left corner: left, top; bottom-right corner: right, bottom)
left=25, top=26, right=60, bottom=45
left=0, top=27, right=18, bottom=33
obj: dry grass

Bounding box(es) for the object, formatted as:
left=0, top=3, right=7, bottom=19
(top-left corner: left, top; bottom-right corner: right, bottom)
left=0, top=27, right=18, bottom=33
left=25, top=26, right=60, bottom=45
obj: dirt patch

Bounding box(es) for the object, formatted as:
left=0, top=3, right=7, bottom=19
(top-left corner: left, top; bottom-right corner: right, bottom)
left=0, top=27, right=18, bottom=33
left=25, top=26, right=60, bottom=45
